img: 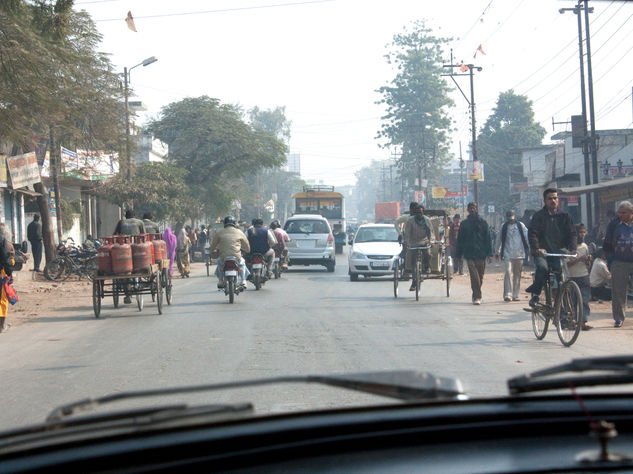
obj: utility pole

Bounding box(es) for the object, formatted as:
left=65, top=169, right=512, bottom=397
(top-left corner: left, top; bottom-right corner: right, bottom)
left=584, top=0, right=600, bottom=225
left=443, top=54, right=482, bottom=207
left=459, top=141, right=466, bottom=217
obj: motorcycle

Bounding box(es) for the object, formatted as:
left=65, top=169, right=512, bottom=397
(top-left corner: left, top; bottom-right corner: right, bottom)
left=221, top=257, right=244, bottom=304
left=272, top=249, right=284, bottom=279
left=12, top=241, right=28, bottom=271
left=247, top=253, right=267, bottom=290
left=44, top=237, right=97, bottom=281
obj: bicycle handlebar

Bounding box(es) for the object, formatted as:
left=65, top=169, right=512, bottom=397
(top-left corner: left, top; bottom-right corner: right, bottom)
left=409, top=245, right=431, bottom=250
left=542, top=252, right=577, bottom=258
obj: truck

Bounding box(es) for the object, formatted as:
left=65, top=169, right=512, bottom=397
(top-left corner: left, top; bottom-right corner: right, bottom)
left=374, top=202, right=401, bottom=223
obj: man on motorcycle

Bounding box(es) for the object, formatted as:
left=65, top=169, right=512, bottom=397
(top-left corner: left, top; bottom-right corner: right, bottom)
left=270, top=220, right=290, bottom=269
left=247, top=218, right=277, bottom=279
left=210, top=216, right=250, bottom=289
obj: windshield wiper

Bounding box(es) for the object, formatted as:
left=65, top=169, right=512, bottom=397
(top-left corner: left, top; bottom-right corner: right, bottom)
left=47, top=371, right=464, bottom=422
left=508, top=355, right=633, bottom=395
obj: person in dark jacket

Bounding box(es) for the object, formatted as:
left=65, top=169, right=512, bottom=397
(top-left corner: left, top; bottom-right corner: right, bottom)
left=456, top=202, right=493, bottom=305
left=27, top=214, right=42, bottom=272
left=602, top=200, right=633, bottom=327
left=525, top=188, right=577, bottom=307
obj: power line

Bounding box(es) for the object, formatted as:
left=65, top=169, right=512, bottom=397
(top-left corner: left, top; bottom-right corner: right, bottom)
left=94, top=0, right=335, bottom=22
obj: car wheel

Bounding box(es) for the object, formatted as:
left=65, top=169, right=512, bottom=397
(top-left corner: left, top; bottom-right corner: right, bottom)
left=350, top=273, right=359, bottom=281
left=326, top=261, right=335, bottom=272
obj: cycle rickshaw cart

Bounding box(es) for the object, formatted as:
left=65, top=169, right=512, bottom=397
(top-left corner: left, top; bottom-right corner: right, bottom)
left=92, top=249, right=173, bottom=319
left=393, top=209, right=453, bottom=301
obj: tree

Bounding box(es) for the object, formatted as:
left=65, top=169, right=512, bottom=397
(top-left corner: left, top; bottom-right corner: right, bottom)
left=249, top=106, right=291, bottom=144
left=377, top=20, right=454, bottom=194
left=148, top=97, right=288, bottom=219
left=97, top=162, right=191, bottom=222
left=477, top=90, right=546, bottom=210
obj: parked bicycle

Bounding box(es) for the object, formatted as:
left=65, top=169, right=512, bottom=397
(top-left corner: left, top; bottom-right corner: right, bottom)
left=525, top=252, right=583, bottom=347
left=44, top=238, right=97, bottom=281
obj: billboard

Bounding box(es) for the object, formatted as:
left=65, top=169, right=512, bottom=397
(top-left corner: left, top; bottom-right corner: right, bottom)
left=7, top=152, right=41, bottom=188
left=467, top=161, right=484, bottom=181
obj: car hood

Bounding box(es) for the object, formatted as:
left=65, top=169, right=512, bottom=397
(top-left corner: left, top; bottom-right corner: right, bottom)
left=352, top=242, right=401, bottom=256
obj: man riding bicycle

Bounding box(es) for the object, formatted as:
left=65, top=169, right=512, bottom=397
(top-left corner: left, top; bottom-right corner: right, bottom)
left=402, top=203, right=432, bottom=291
left=526, top=188, right=577, bottom=307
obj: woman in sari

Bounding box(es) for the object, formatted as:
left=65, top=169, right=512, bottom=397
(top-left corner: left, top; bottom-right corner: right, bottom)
left=0, top=223, right=14, bottom=333
left=163, top=227, right=177, bottom=276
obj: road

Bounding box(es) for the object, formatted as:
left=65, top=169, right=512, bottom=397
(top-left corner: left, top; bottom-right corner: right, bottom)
left=0, top=251, right=627, bottom=432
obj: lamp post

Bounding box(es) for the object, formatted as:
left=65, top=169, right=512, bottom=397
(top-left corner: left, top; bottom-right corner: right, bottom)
left=124, top=56, right=157, bottom=180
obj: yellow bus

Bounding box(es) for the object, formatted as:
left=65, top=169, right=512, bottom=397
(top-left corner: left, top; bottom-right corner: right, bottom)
left=291, top=186, right=346, bottom=232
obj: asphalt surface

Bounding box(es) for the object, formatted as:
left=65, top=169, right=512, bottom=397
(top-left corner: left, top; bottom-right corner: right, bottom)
left=0, top=251, right=629, bottom=431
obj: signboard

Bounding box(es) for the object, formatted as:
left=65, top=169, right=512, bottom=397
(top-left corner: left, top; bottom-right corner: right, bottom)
left=488, top=205, right=495, bottom=213
left=566, top=195, right=579, bottom=206
left=40, top=148, right=119, bottom=180
left=0, top=155, right=7, bottom=188
left=414, top=190, right=426, bottom=206
left=7, top=152, right=41, bottom=188
left=432, top=186, right=467, bottom=199
left=467, top=161, right=484, bottom=181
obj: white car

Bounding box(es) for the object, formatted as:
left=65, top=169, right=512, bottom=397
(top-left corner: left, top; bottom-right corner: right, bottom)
left=348, top=224, right=402, bottom=281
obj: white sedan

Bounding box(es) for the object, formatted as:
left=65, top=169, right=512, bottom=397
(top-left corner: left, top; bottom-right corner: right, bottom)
left=348, top=224, right=402, bottom=281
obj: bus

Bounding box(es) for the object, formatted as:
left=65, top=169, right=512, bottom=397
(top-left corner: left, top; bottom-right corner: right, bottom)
left=291, top=185, right=346, bottom=232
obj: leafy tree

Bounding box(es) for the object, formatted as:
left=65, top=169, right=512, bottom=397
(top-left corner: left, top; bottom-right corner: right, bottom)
left=477, top=90, right=546, bottom=210
left=148, top=97, right=288, bottom=219
left=377, top=20, right=454, bottom=189
left=249, top=106, right=291, bottom=144
left=97, top=162, right=191, bottom=222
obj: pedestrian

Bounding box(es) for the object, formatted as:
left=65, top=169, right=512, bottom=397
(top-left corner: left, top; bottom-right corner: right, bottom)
left=602, top=201, right=633, bottom=328
left=175, top=222, right=191, bottom=278
left=495, top=210, right=529, bottom=302
left=186, top=225, right=197, bottom=261
left=162, top=226, right=177, bottom=276
left=27, top=214, right=42, bottom=272
left=0, top=223, right=14, bottom=333
left=456, top=202, right=493, bottom=305
left=114, top=209, right=145, bottom=235
left=590, top=248, right=611, bottom=301
left=448, top=214, right=463, bottom=275
left=566, top=224, right=592, bottom=330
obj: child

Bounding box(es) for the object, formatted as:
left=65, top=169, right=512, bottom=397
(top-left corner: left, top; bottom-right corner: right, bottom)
left=567, top=223, right=592, bottom=330
left=590, top=248, right=611, bottom=301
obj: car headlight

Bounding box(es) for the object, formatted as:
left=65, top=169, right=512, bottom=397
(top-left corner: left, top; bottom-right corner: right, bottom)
left=351, top=251, right=365, bottom=259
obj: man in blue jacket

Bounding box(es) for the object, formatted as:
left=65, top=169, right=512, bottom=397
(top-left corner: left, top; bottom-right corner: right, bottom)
left=247, top=218, right=277, bottom=279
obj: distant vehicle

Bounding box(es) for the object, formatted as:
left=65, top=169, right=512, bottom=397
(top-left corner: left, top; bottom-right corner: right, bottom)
left=284, top=214, right=336, bottom=272
left=292, top=185, right=345, bottom=233
left=375, top=202, right=401, bottom=223
left=348, top=224, right=401, bottom=281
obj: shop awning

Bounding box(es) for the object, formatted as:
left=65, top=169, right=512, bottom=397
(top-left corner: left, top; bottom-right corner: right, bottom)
left=560, top=176, right=633, bottom=202
left=10, top=187, right=42, bottom=197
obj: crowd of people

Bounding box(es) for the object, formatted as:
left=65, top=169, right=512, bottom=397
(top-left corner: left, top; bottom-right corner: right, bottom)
left=440, top=188, right=627, bottom=331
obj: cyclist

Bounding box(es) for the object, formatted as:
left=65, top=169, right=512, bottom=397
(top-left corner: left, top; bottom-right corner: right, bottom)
left=525, top=188, right=577, bottom=308
left=402, top=203, right=432, bottom=291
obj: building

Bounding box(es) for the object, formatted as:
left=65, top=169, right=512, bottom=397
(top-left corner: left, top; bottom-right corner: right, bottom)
left=285, top=153, right=301, bottom=175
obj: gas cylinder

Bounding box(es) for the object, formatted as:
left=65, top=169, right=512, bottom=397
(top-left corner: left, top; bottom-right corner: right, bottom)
left=132, top=234, right=152, bottom=273
left=112, top=236, right=133, bottom=275
left=97, top=237, right=114, bottom=275
left=153, top=233, right=167, bottom=261
left=146, top=234, right=156, bottom=265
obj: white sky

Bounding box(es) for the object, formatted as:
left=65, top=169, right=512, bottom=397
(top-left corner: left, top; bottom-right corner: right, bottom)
left=76, top=0, right=633, bottom=186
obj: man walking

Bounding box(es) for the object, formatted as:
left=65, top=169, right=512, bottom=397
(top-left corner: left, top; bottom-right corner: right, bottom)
left=603, top=201, right=633, bottom=328
left=495, top=210, right=529, bottom=301
left=27, top=214, right=42, bottom=272
left=456, top=202, right=493, bottom=305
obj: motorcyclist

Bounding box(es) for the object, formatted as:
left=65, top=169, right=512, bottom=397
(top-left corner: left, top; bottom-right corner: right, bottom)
left=247, top=218, right=277, bottom=279
left=270, top=220, right=291, bottom=269
left=210, top=216, right=250, bottom=289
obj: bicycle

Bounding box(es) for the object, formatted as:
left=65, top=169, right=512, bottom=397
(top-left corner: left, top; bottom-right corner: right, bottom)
left=408, top=245, right=431, bottom=302
left=526, top=252, right=583, bottom=347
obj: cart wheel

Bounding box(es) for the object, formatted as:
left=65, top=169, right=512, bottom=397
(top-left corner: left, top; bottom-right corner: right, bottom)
left=136, top=293, right=144, bottom=311
left=151, top=275, right=156, bottom=302
left=113, top=283, right=119, bottom=308
left=393, top=260, right=399, bottom=298
left=156, top=273, right=163, bottom=315
left=92, top=280, right=101, bottom=318
left=165, top=270, right=173, bottom=305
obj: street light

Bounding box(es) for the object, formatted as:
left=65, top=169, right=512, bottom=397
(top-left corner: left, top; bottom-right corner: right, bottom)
left=124, top=56, right=158, bottom=180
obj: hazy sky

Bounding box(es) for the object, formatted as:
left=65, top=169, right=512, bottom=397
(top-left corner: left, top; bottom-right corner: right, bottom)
left=77, top=0, right=633, bottom=186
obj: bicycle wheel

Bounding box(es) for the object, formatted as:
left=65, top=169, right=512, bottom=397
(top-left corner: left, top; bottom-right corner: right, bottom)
left=393, top=260, right=399, bottom=298
left=92, top=280, right=101, bottom=318
left=415, top=256, right=421, bottom=302
left=44, top=258, right=66, bottom=281
left=555, top=280, right=582, bottom=347
left=531, top=306, right=549, bottom=340
left=445, top=254, right=452, bottom=298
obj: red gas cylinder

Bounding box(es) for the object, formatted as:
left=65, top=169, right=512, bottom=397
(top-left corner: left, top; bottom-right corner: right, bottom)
left=112, top=236, right=133, bottom=275
left=97, top=237, right=114, bottom=275
left=146, top=234, right=156, bottom=265
left=154, top=233, right=167, bottom=260
left=132, top=234, right=152, bottom=273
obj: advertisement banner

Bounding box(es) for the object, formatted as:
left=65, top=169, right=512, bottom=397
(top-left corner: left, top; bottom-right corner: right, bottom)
left=0, top=155, right=8, bottom=188
left=7, top=152, right=41, bottom=188
left=467, top=161, right=484, bottom=181
left=414, top=190, right=426, bottom=206
left=432, top=186, right=467, bottom=199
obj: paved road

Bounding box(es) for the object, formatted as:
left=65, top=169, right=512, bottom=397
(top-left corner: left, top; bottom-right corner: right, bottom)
left=0, top=252, right=628, bottom=431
